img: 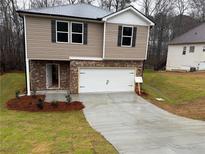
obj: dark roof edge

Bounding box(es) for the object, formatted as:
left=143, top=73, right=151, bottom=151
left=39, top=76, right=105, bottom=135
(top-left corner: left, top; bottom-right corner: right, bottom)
left=169, top=41, right=205, bottom=45
left=130, top=6, right=155, bottom=24
left=17, top=10, right=102, bottom=21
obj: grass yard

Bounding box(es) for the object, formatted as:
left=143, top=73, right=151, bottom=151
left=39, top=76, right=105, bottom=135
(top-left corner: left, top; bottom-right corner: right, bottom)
left=0, top=73, right=117, bottom=154
left=142, top=70, right=205, bottom=120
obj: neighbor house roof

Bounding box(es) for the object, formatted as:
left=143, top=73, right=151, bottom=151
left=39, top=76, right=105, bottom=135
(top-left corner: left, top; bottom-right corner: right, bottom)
left=169, top=22, right=205, bottom=45
left=17, top=3, right=112, bottom=20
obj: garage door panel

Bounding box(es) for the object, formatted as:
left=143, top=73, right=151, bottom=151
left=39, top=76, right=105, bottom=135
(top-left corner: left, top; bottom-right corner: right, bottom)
left=79, top=68, right=135, bottom=93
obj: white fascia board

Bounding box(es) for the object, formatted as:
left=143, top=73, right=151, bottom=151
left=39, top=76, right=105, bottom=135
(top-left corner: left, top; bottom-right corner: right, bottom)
left=69, top=56, right=103, bottom=61
left=28, top=58, right=70, bottom=61
left=102, top=6, right=155, bottom=26
left=103, top=57, right=145, bottom=61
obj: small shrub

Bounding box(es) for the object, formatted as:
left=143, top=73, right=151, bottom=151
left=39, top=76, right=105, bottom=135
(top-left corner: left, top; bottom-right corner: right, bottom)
left=65, top=91, right=72, bottom=103
left=51, top=100, right=59, bottom=107
left=15, top=90, right=20, bottom=99
left=36, top=98, right=44, bottom=109
left=31, top=87, right=37, bottom=97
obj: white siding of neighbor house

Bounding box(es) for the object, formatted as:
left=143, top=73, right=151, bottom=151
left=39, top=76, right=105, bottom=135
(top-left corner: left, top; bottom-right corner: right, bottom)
left=166, top=44, right=205, bottom=71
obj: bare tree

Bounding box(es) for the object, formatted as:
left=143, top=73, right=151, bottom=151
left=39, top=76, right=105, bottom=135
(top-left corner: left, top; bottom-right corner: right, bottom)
left=0, top=0, right=24, bottom=73
left=173, top=0, right=189, bottom=35
left=190, top=0, right=205, bottom=21
left=99, top=0, right=133, bottom=11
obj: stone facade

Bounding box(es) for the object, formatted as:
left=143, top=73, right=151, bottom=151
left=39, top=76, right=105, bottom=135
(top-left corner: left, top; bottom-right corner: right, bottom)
left=30, top=60, right=70, bottom=91
left=69, top=60, right=143, bottom=93
left=30, top=60, right=143, bottom=93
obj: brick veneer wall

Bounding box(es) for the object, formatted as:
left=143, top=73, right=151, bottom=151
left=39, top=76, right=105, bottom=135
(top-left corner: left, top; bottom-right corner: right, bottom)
left=30, top=60, right=143, bottom=93
left=30, top=60, right=70, bottom=91
left=69, top=60, right=143, bottom=94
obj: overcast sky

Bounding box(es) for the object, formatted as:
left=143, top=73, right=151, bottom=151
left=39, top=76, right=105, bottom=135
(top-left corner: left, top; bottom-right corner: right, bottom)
left=16, top=0, right=143, bottom=11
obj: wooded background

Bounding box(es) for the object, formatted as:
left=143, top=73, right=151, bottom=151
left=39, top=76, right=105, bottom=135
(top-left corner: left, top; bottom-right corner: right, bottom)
left=0, top=0, right=204, bottom=73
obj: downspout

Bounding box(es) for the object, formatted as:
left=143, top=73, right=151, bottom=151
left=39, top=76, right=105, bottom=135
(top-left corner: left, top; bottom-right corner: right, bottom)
left=22, top=15, right=27, bottom=94
left=23, top=15, right=31, bottom=95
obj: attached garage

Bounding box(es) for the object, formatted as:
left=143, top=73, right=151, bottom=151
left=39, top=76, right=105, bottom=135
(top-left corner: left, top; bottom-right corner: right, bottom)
left=79, top=68, right=135, bottom=93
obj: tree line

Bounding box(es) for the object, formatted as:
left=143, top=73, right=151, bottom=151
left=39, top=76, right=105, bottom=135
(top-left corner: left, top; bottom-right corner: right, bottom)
left=0, top=0, right=204, bottom=73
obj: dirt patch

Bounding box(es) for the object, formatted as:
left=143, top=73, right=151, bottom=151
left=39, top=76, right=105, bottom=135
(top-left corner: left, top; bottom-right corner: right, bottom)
left=146, top=97, right=205, bottom=120
left=135, top=88, right=148, bottom=97
left=6, top=95, right=85, bottom=112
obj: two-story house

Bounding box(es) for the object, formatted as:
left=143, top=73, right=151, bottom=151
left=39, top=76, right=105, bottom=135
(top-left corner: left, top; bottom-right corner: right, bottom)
left=166, top=23, right=205, bottom=71
left=17, top=4, right=154, bottom=95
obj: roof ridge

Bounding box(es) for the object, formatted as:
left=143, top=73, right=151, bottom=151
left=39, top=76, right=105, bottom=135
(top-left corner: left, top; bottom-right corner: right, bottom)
left=22, top=3, right=111, bottom=12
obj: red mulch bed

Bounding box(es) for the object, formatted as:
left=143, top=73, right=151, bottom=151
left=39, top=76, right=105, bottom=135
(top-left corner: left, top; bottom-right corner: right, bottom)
left=6, top=95, right=85, bottom=112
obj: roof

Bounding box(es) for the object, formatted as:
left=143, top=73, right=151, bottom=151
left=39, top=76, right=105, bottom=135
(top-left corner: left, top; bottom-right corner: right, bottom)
left=169, top=22, right=205, bottom=45
left=17, top=3, right=112, bottom=20
left=17, top=4, right=153, bottom=25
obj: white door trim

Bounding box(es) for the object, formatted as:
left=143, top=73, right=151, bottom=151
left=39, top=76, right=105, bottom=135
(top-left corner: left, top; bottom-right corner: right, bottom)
left=46, top=63, right=61, bottom=89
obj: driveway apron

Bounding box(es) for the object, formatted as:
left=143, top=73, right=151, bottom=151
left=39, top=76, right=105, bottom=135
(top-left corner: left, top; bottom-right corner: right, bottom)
left=73, top=92, right=205, bottom=154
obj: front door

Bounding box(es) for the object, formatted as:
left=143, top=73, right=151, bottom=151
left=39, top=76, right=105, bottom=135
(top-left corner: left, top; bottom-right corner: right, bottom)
left=46, top=64, right=60, bottom=89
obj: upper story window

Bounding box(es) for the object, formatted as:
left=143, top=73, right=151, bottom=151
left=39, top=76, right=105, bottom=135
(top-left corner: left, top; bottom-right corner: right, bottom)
left=189, top=46, right=195, bottom=53
left=121, top=26, right=133, bottom=47
left=182, top=46, right=186, bottom=55
left=71, top=22, right=83, bottom=44
left=203, top=46, right=205, bottom=52
left=56, top=21, right=69, bottom=43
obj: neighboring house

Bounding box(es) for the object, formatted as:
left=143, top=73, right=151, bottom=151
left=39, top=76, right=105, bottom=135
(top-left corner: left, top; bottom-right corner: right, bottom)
left=17, top=4, right=154, bottom=95
left=166, top=23, right=205, bottom=71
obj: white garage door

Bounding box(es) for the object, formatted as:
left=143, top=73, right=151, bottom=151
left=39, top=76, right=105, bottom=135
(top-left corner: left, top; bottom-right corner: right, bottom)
left=79, top=68, right=135, bottom=93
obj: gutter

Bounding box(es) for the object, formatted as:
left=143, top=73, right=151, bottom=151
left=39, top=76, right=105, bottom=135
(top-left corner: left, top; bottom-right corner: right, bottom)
left=17, top=10, right=103, bottom=22
left=168, top=42, right=205, bottom=45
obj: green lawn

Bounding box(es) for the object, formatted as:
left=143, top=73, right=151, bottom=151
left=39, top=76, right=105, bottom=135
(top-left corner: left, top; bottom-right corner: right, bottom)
left=0, top=73, right=117, bottom=154
left=142, top=70, right=205, bottom=104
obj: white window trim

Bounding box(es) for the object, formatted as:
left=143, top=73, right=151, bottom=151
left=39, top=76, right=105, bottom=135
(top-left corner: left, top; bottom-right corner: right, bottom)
left=56, top=20, right=69, bottom=43
left=71, top=21, right=84, bottom=44
left=121, top=25, right=133, bottom=47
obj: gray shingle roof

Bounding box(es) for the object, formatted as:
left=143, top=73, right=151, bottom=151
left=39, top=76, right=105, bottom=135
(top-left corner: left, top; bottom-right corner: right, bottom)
left=170, top=23, right=205, bottom=45
left=18, top=3, right=112, bottom=20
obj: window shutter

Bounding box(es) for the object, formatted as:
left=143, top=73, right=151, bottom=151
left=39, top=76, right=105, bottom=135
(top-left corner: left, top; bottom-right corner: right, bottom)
left=83, top=23, right=88, bottom=44
left=117, top=26, right=122, bottom=46
left=51, top=20, right=56, bottom=43
left=132, top=27, right=137, bottom=47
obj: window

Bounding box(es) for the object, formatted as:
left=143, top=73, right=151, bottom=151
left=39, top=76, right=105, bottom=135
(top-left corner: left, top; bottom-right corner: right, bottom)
left=71, top=22, right=83, bottom=44
left=182, top=46, right=186, bottom=55
left=203, top=46, right=205, bottom=52
left=121, top=26, right=133, bottom=47
left=56, top=21, right=69, bottom=43
left=189, top=46, right=195, bottom=53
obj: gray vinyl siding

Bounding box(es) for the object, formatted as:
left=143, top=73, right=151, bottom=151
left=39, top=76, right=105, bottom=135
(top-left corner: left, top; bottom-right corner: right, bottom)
left=26, top=16, right=149, bottom=60
left=26, top=16, right=103, bottom=59
left=104, top=23, right=148, bottom=59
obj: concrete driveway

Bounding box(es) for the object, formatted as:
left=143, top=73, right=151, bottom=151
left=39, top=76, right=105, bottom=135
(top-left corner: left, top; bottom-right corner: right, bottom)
left=74, top=93, right=205, bottom=154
